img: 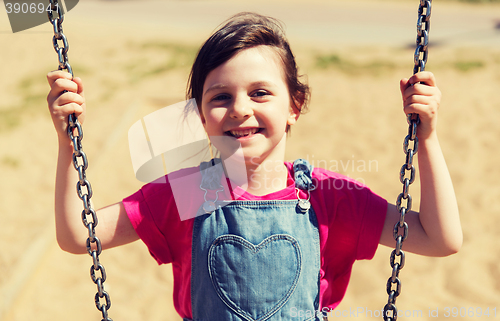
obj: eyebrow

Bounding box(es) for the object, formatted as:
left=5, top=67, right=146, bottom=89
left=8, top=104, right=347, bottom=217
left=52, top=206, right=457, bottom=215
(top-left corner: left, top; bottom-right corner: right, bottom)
left=203, top=81, right=276, bottom=97
left=203, top=84, right=228, bottom=97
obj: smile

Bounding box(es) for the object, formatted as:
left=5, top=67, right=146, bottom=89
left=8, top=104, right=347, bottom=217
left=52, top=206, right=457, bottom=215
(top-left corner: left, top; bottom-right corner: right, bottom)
left=226, top=128, right=263, bottom=138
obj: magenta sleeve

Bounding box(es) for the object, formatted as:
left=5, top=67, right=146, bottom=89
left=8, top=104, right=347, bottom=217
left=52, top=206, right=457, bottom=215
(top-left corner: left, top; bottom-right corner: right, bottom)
left=123, top=189, right=173, bottom=265
left=356, top=189, right=388, bottom=260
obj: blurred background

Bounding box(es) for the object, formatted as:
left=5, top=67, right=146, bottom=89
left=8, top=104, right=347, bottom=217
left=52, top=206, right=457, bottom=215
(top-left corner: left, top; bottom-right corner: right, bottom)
left=1, top=0, right=500, bottom=320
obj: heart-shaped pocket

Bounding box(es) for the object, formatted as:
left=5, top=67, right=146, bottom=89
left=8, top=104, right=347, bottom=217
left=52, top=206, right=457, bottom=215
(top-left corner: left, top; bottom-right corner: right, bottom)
left=208, top=234, right=301, bottom=321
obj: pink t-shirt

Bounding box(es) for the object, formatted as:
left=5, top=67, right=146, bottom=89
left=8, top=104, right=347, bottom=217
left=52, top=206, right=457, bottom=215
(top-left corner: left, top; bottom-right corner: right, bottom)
left=123, top=162, right=387, bottom=319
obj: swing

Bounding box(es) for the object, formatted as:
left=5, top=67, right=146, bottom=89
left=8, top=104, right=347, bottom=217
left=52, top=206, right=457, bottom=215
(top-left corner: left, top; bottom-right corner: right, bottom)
left=47, top=1, right=111, bottom=320
left=383, top=1, right=431, bottom=320
left=47, top=1, right=432, bottom=320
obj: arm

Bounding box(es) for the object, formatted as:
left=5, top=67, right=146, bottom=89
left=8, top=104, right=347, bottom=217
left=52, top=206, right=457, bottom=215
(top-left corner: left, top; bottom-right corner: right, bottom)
left=379, top=72, right=462, bottom=257
left=47, top=71, right=138, bottom=254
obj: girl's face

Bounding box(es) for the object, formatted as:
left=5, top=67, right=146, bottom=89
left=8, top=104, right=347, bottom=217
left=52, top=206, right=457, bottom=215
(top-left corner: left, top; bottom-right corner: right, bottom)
left=201, top=46, right=300, bottom=165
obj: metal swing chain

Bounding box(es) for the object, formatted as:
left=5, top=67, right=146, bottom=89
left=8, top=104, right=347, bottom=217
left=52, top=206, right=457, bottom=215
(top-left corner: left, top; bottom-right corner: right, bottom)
left=48, top=1, right=113, bottom=320
left=382, top=1, right=431, bottom=321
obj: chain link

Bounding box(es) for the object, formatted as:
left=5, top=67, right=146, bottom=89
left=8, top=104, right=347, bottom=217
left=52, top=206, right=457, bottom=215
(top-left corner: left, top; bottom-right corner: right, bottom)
left=382, top=1, right=431, bottom=320
left=414, top=0, right=432, bottom=75
left=48, top=1, right=113, bottom=320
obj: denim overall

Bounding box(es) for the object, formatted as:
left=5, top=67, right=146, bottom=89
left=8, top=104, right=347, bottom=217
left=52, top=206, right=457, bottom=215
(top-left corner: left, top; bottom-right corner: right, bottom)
left=185, top=159, right=321, bottom=321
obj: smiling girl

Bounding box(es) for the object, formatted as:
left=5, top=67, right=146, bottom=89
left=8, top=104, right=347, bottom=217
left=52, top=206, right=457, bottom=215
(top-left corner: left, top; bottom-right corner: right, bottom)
left=47, top=12, right=461, bottom=321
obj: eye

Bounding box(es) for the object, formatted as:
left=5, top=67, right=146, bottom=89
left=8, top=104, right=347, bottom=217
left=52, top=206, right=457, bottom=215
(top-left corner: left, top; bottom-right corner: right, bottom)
left=211, top=94, right=231, bottom=102
left=251, top=90, right=270, bottom=98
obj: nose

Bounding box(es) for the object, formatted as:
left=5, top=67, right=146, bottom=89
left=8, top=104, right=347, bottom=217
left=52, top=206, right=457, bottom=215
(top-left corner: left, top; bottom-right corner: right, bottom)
left=229, top=94, right=252, bottom=119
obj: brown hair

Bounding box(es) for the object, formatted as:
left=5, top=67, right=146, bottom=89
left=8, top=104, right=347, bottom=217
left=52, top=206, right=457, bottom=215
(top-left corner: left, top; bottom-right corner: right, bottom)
left=186, top=12, right=310, bottom=132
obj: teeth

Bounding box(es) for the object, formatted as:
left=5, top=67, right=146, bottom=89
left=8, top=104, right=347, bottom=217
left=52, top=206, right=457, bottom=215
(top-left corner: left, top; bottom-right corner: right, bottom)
left=230, top=128, right=258, bottom=138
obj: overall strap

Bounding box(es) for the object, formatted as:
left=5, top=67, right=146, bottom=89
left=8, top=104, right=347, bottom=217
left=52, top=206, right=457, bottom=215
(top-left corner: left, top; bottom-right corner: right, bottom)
left=293, top=159, right=315, bottom=213
left=199, top=158, right=224, bottom=190
left=199, top=158, right=225, bottom=214
left=293, top=159, right=314, bottom=191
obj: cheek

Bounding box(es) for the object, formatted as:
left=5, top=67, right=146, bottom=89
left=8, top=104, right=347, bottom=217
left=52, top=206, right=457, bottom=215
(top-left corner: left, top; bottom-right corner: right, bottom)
left=202, top=108, right=225, bottom=134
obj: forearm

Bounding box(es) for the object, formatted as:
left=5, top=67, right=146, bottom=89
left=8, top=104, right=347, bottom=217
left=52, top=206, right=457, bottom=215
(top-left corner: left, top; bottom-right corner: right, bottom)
left=417, top=134, right=462, bottom=255
left=54, top=136, right=89, bottom=254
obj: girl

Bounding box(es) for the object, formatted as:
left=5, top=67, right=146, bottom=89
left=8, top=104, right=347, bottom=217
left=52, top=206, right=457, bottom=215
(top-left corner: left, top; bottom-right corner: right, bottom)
left=47, top=12, right=462, bottom=321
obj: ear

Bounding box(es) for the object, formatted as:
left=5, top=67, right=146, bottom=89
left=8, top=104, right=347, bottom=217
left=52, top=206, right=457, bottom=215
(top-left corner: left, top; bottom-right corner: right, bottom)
left=287, top=100, right=302, bottom=126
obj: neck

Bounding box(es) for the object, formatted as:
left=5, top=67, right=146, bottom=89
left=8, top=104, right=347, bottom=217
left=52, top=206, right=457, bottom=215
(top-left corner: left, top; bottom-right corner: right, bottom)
left=221, top=134, right=289, bottom=197
left=247, top=160, right=289, bottom=196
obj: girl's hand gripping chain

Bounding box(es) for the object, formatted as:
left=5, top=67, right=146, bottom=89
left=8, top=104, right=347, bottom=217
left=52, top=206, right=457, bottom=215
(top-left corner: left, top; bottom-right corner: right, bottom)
left=400, top=71, right=441, bottom=141
left=47, top=70, right=86, bottom=141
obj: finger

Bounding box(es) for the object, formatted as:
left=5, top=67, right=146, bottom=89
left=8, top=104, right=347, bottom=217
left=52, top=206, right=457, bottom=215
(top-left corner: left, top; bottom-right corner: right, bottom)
left=403, top=94, right=433, bottom=109
left=58, top=102, right=84, bottom=115
left=47, top=78, right=80, bottom=104
left=408, top=71, right=437, bottom=87
left=55, top=91, right=85, bottom=107
left=403, top=103, right=428, bottom=118
left=52, top=101, right=85, bottom=120
left=403, top=95, right=439, bottom=119
left=46, top=70, right=73, bottom=87
left=403, top=83, right=438, bottom=100
left=403, top=102, right=438, bottom=123
left=400, top=78, right=410, bottom=97
left=73, top=77, right=85, bottom=96
left=47, top=79, right=85, bottom=108
left=49, top=79, right=78, bottom=99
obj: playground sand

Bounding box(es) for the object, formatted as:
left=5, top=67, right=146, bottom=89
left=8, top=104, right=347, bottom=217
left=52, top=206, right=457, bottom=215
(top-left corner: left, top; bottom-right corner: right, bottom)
left=1, top=0, right=500, bottom=320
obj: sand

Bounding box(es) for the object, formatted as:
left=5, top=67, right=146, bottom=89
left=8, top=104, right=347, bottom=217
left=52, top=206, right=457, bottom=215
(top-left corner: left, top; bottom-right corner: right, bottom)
left=1, top=0, right=500, bottom=320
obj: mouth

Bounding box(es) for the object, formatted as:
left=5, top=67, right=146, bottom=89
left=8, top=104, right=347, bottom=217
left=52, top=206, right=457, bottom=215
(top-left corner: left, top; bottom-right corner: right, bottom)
left=225, top=128, right=263, bottom=138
